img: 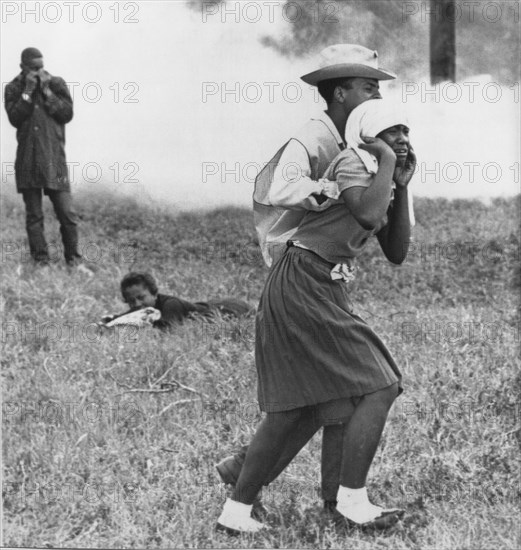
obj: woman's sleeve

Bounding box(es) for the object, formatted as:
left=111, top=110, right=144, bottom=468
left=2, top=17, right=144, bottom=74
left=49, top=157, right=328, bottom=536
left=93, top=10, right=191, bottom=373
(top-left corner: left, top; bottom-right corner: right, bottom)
left=332, top=153, right=373, bottom=193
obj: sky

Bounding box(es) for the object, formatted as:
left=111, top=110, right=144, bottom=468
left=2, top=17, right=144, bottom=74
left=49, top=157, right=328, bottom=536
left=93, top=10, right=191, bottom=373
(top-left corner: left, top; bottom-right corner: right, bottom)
left=1, top=1, right=519, bottom=209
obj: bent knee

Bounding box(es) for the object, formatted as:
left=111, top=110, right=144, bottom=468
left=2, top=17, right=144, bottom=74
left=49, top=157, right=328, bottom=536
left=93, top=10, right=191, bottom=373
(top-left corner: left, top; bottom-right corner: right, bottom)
left=380, top=382, right=400, bottom=405
left=366, top=382, right=399, bottom=408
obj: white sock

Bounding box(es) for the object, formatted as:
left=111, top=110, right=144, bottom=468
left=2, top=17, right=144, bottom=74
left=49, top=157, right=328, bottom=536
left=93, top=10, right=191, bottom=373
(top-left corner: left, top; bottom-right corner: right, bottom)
left=217, top=498, right=265, bottom=532
left=220, top=498, right=253, bottom=521
left=336, top=486, right=384, bottom=524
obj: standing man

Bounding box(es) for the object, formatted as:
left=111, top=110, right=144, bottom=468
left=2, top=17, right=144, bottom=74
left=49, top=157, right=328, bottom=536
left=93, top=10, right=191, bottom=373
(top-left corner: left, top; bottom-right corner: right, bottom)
left=217, top=44, right=397, bottom=521
left=4, top=47, right=81, bottom=266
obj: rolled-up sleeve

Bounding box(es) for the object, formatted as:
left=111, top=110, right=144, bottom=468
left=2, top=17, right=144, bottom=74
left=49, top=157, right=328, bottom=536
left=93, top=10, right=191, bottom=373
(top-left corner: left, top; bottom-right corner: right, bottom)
left=269, top=139, right=334, bottom=211
left=325, top=149, right=373, bottom=192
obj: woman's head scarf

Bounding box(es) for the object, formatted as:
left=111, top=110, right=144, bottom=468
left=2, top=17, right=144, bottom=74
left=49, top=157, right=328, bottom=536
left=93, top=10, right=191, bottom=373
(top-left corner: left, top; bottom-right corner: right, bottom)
left=345, top=98, right=409, bottom=174
left=344, top=98, right=415, bottom=225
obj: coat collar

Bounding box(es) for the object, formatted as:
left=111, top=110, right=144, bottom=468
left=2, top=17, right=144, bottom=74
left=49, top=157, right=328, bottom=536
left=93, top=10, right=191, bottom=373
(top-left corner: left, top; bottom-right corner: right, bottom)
left=314, top=111, right=345, bottom=148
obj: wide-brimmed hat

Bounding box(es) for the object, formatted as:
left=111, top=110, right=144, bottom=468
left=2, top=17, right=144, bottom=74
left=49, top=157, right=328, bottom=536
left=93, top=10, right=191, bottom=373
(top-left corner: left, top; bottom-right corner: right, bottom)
left=301, top=44, right=396, bottom=86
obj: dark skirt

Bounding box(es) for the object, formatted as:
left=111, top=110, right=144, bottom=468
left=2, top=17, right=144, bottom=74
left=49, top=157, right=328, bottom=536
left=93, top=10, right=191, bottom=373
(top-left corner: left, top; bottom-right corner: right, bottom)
left=255, top=246, right=402, bottom=414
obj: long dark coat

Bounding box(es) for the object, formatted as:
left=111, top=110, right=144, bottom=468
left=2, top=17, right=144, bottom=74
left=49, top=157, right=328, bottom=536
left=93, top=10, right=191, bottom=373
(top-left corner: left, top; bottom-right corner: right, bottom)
left=4, top=71, right=73, bottom=192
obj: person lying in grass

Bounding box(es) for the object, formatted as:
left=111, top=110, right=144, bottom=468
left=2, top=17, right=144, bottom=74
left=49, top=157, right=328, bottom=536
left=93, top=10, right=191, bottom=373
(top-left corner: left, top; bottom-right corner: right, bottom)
left=102, top=271, right=252, bottom=329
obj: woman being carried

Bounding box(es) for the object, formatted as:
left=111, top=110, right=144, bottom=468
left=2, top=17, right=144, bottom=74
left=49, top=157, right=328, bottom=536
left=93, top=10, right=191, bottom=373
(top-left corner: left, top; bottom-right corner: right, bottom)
left=216, top=98, right=417, bottom=534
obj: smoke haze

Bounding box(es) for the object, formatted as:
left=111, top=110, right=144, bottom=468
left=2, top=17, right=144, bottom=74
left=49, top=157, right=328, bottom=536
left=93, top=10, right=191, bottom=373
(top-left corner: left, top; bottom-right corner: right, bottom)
left=1, top=1, right=519, bottom=209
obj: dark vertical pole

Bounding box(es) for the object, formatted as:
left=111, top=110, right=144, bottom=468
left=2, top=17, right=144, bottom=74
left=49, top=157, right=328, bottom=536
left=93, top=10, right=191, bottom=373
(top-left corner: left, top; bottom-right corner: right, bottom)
left=430, top=0, right=456, bottom=83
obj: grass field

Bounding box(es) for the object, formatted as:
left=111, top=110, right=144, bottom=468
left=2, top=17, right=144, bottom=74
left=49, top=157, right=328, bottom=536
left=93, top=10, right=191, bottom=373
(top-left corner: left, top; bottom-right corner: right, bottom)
left=1, top=188, right=520, bottom=549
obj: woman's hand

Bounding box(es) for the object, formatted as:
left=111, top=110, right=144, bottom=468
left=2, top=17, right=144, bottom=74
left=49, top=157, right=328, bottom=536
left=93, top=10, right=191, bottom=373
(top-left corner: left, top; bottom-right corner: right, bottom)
left=359, top=136, right=396, bottom=163
left=318, top=178, right=341, bottom=199
left=393, top=146, right=417, bottom=188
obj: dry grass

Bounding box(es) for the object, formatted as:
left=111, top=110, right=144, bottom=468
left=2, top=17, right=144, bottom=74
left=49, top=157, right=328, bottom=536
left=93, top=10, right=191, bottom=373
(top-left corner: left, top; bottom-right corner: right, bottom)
left=2, top=187, right=520, bottom=549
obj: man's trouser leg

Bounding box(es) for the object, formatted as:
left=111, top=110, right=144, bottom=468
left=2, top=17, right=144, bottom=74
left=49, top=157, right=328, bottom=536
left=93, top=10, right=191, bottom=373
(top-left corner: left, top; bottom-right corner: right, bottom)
left=321, top=424, right=345, bottom=505
left=47, top=190, right=80, bottom=262
left=218, top=410, right=321, bottom=489
left=220, top=419, right=345, bottom=506
left=265, top=421, right=345, bottom=506
left=21, top=189, right=48, bottom=262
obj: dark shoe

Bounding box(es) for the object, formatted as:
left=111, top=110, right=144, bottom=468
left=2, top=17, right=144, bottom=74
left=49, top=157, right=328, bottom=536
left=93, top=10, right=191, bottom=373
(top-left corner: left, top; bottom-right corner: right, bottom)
left=65, top=253, right=83, bottom=266
left=323, top=500, right=337, bottom=513
left=215, top=520, right=265, bottom=536
left=216, top=455, right=242, bottom=486
left=215, top=453, right=268, bottom=520
left=66, top=255, right=97, bottom=275
left=216, top=445, right=248, bottom=485
left=251, top=498, right=269, bottom=521
left=215, top=522, right=241, bottom=536
left=33, top=257, right=50, bottom=267
left=332, top=508, right=404, bottom=532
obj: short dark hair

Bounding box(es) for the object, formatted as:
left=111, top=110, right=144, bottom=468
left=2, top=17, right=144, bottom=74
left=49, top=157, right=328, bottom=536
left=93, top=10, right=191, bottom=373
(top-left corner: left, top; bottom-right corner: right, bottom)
left=317, top=77, right=355, bottom=104
left=120, top=272, right=158, bottom=297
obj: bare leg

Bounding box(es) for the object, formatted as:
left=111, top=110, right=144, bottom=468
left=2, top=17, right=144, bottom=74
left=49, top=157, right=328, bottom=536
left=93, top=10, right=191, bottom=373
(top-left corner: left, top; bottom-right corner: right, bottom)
left=340, top=383, right=399, bottom=488
left=332, top=383, right=403, bottom=527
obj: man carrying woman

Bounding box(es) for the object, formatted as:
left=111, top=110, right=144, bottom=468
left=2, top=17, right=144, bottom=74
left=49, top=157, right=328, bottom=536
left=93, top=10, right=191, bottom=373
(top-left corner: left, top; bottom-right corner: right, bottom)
left=216, top=85, right=416, bottom=533
left=217, top=44, right=406, bottom=526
